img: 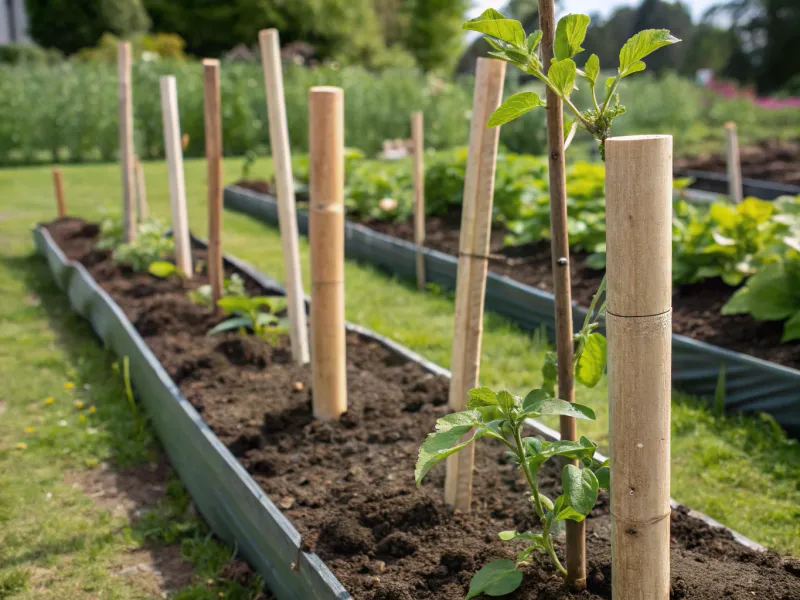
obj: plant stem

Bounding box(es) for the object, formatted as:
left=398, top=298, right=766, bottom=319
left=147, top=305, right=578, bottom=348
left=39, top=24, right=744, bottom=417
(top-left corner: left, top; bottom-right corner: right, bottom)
left=601, top=75, right=620, bottom=114
left=544, top=532, right=568, bottom=577
left=513, top=424, right=545, bottom=520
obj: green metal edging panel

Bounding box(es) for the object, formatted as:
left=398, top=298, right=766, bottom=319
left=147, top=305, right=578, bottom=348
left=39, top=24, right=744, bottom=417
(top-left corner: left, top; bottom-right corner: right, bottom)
left=224, top=185, right=800, bottom=437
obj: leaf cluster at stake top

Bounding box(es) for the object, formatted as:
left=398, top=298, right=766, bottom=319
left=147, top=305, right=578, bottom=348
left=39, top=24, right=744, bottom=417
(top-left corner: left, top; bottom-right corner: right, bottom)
left=463, top=9, right=680, bottom=151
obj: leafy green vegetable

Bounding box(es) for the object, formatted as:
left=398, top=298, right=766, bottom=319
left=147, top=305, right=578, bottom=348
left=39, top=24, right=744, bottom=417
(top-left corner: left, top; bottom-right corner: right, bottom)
left=209, top=294, right=289, bottom=343
left=95, top=217, right=174, bottom=272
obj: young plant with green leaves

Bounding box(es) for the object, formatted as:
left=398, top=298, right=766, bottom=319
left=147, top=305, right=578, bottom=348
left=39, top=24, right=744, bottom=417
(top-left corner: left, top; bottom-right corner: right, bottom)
left=209, top=295, right=289, bottom=344
left=188, top=273, right=247, bottom=306
left=96, top=216, right=174, bottom=272
left=462, top=9, right=680, bottom=155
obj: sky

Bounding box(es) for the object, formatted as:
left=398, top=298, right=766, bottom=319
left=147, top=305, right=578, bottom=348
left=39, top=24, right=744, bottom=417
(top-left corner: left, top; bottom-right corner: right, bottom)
left=470, top=0, right=720, bottom=21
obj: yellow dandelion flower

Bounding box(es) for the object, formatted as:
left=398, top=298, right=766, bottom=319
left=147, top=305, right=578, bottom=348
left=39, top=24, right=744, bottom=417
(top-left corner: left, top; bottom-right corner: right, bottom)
left=24, top=427, right=35, bottom=434
left=73, top=400, right=85, bottom=410
left=64, top=382, right=75, bottom=390
left=88, top=406, right=97, bottom=414
left=79, top=415, right=86, bottom=423
left=16, top=442, right=27, bottom=450
left=44, top=396, right=55, bottom=405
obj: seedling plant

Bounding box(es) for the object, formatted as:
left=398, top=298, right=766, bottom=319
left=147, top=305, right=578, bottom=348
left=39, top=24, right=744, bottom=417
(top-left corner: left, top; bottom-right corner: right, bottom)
left=96, top=216, right=174, bottom=271
left=209, top=295, right=289, bottom=344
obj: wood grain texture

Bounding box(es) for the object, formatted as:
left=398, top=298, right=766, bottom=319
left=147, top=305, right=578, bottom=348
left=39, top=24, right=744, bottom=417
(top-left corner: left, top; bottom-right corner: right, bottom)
left=134, top=156, right=149, bottom=222
left=260, top=29, right=310, bottom=365
left=411, top=111, right=426, bottom=290
left=52, top=168, right=65, bottom=217
left=159, top=75, right=193, bottom=278
left=309, top=86, right=347, bottom=420
left=725, top=121, right=743, bottom=204
left=117, top=41, right=136, bottom=242
left=444, top=58, right=505, bottom=512
left=203, top=60, right=224, bottom=309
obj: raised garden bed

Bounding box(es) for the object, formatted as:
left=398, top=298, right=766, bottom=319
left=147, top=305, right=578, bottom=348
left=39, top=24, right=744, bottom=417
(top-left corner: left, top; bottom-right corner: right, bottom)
left=224, top=185, right=800, bottom=437
left=35, top=217, right=800, bottom=599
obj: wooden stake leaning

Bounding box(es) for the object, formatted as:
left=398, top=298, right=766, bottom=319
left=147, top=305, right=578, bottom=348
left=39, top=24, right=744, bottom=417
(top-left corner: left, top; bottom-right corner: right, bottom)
left=411, top=111, right=426, bottom=290
left=117, top=41, right=136, bottom=242
left=444, top=58, right=506, bottom=512
left=159, top=75, right=193, bottom=279
left=606, top=135, right=673, bottom=600
left=134, top=156, right=150, bottom=222
left=308, top=86, right=347, bottom=421
left=203, top=59, right=224, bottom=310
left=259, top=28, right=310, bottom=365
left=52, top=168, right=66, bottom=217
left=725, top=121, right=743, bottom=204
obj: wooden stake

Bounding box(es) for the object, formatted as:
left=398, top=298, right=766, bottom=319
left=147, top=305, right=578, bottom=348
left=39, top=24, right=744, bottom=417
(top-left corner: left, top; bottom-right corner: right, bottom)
left=159, top=75, right=193, bottom=279
left=134, top=156, right=150, bottom=222
left=411, top=111, right=426, bottom=290
left=309, top=86, right=347, bottom=421
left=52, top=168, right=66, bottom=217
left=606, top=135, right=672, bottom=600
left=538, top=0, right=584, bottom=586
left=259, top=28, right=310, bottom=365
left=724, top=121, right=743, bottom=204
left=444, top=58, right=506, bottom=512
left=117, top=41, right=136, bottom=242
left=203, top=59, right=224, bottom=309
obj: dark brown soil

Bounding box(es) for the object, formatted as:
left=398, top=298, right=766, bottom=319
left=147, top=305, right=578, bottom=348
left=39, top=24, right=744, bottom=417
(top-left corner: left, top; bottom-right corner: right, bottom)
left=43, top=217, right=800, bottom=600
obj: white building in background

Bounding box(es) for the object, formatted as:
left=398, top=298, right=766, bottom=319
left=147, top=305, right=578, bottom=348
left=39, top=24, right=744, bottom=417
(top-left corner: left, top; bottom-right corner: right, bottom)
left=0, top=0, right=29, bottom=44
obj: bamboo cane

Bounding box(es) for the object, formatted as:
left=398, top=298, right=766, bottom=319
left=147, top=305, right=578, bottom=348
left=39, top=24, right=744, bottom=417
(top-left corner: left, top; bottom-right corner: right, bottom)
left=117, top=41, right=136, bottom=242
left=52, top=168, right=66, bottom=217
left=159, top=75, right=193, bottom=279
left=411, top=111, right=426, bottom=290
left=203, top=59, right=224, bottom=310
left=259, top=28, right=310, bottom=365
left=309, top=86, right=347, bottom=420
left=606, top=134, right=673, bottom=600
left=444, top=58, right=506, bottom=512
left=724, top=121, right=743, bottom=204
left=134, top=156, right=150, bottom=222
left=538, top=0, right=584, bottom=586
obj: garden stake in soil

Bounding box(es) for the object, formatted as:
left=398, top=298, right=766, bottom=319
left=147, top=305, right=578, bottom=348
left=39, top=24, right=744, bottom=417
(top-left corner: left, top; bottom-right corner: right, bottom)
left=203, top=59, right=224, bottom=310
left=538, top=0, right=584, bottom=587
left=411, top=110, right=426, bottom=291
left=117, top=41, right=136, bottom=243
left=259, top=28, right=310, bottom=365
left=134, top=156, right=149, bottom=222
left=309, top=86, right=347, bottom=420
left=725, top=121, right=743, bottom=204
left=606, top=135, right=673, bottom=600
left=52, top=168, right=65, bottom=218
left=444, top=57, right=505, bottom=512
left=159, top=75, right=193, bottom=279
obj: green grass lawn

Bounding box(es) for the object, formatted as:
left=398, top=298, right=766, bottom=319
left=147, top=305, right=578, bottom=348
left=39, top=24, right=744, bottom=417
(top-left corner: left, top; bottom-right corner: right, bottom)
left=0, top=158, right=798, bottom=576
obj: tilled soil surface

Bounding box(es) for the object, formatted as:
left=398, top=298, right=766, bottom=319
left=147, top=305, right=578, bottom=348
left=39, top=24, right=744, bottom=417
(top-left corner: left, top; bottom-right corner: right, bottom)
left=44, top=217, right=800, bottom=599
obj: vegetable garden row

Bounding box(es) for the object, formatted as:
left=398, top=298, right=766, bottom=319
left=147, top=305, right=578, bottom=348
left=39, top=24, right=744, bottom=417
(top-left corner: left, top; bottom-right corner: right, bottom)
left=29, top=7, right=800, bottom=600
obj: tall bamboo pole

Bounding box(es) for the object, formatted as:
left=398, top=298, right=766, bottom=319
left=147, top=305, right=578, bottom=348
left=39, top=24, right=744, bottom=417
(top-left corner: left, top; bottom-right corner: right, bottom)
left=309, top=87, right=347, bottom=420
left=203, top=59, right=224, bottom=310
left=411, top=111, right=426, bottom=290
left=259, top=28, right=310, bottom=365
left=159, top=75, right=193, bottom=278
left=444, top=58, right=506, bottom=512
left=134, top=156, right=149, bottom=222
left=724, top=121, right=743, bottom=204
left=117, top=41, right=136, bottom=242
left=538, top=0, right=583, bottom=587
left=606, top=135, right=673, bottom=600
left=52, top=168, right=66, bottom=217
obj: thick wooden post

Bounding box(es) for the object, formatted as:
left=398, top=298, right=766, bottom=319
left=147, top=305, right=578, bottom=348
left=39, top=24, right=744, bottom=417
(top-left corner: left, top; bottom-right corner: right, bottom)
left=117, top=41, right=136, bottom=242
left=52, top=168, right=66, bottom=217
left=159, top=75, right=193, bottom=278
left=260, top=28, right=310, bottom=365
left=134, top=156, right=149, bottom=222
left=724, top=121, right=743, bottom=204
left=606, top=135, right=673, bottom=600
left=444, top=58, right=506, bottom=512
left=203, top=59, right=224, bottom=309
left=309, top=87, right=347, bottom=420
left=411, top=111, right=426, bottom=290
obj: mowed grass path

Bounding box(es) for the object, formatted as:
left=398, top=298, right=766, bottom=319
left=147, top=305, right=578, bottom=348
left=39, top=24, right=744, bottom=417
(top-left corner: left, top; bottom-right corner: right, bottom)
left=0, top=159, right=798, bottom=559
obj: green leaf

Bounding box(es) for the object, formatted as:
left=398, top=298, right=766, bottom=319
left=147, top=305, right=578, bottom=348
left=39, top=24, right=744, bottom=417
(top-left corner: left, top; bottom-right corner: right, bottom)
left=217, top=296, right=256, bottom=315
left=556, top=503, right=587, bottom=522
left=541, top=353, right=558, bottom=390
left=722, top=263, right=796, bottom=321
left=594, top=466, right=610, bottom=490
left=522, top=398, right=596, bottom=420
left=415, top=411, right=484, bottom=485
left=554, top=14, right=590, bottom=61
left=782, top=310, right=800, bottom=342
left=584, top=54, right=599, bottom=85
left=208, top=316, right=254, bottom=336
left=462, top=9, right=526, bottom=49
left=527, top=30, right=543, bottom=53
left=562, top=464, right=599, bottom=516
left=542, top=438, right=597, bottom=462
left=605, top=76, right=615, bottom=90
left=575, top=333, right=607, bottom=388
left=496, top=390, right=519, bottom=414
left=465, top=560, right=523, bottom=600
left=522, top=388, right=549, bottom=412
left=467, top=387, right=498, bottom=408
left=618, top=29, right=680, bottom=76
left=148, top=261, right=179, bottom=279
left=487, top=92, right=546, bottom=128
left=548, top=58, right=577, bottom=98
left=622, top=60, right=646, bottom=78
left=498, top=531, right=543, bottom=545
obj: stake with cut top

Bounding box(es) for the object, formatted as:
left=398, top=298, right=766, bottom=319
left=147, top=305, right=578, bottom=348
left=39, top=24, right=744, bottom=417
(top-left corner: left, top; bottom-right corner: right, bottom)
left=259, top=28, right=310, bottom=365
left=159, top=75, right=193, bottom=278
left=444, top=57, right=506, bottom=512
left=203, top=59, right=224, bottom=310
left=309, top=86, right=347, bottom=420
left=411, top=111, right=426, bottom=290
left=52, top=168, right=66, bottom=217
left=725, top=121, right=743, bottom=204
left=606, top=134, right=673, bottom=600
left=117, top=41, right=136, bottom=242
left=134, top=156, right=149, bottom=222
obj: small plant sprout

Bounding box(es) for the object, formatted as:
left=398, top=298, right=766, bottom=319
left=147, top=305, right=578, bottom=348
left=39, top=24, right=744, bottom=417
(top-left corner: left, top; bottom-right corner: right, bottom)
left=462, top=9, right=680, bottom=154
left=209, top=295, right=289, bottom=344
left=148, top=261, right=184, bottom=279
left=188, top=274, right=247, bottom=306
